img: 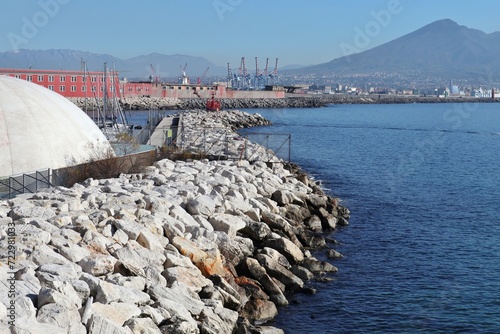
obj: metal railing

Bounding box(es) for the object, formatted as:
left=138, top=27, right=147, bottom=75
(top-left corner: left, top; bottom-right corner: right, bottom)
left=0, top=169, right=56, bottom=199
left=162, top=126, right=291, bottom=163
left=242, top=132, right=291, bottom=163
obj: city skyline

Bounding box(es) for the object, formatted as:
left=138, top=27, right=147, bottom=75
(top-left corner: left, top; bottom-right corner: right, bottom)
left=1, top=0, right=500, bottom=68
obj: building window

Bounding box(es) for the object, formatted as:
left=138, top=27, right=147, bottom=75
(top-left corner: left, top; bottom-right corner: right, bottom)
left=71, top=76, right=77, bottom=82
left=128, top=87, right=132, bottom=92
left=91, top=86, right=96, bottom=92
left=101, top=77, right=105, bottom=83
left=81, top=86, right=86, bottom=92
left=48, top=75, right=54, bottom=82
left=15, top=74, right=21, bottom=79
left=37, top=75, right=44, bottom=82
left=26, top=75, right=32, bottom=82
left=60, top=85, right=66, bottom=91
left=71, top=85, right=77, bottom=92
left=48, top=85, right=54, bottom=91
left=100, top=86, right=104, bottom=92
left=60, top=76, right=66, bottom=82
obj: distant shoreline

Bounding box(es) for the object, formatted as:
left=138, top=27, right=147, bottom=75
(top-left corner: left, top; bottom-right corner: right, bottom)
left=69, top=94, right=500, bottom=111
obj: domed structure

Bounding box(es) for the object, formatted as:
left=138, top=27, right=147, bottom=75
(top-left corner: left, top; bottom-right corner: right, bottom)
left=0, top=75, right=113, bottom=177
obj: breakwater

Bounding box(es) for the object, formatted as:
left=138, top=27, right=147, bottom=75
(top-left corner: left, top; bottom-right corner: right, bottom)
left=180, top=95, right=500, bottom=109
left=0, top=110, right=348, bottom=333
left=70, top=95, right=500, bottom=112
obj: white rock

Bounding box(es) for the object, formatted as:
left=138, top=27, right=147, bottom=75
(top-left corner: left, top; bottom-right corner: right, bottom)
left=150, top=281, right=205, bottom=315
left=36, top=303, right=86, bottom=334
left=107, top=274, right=146, bottom=291
left=186, top=195, right=216, bottom=217
left=28, top=245, right=81, bottom=273
left=7, top=319, right=65, bottom=334
left=125, top=317, right=161, bottom=334
left=0, top=301, right=6, bottom=321
left=90, top=302, right=141, bottom=327
left=209, top=214, right=246, bottom=239
left=38, top=283, right=82, bottom=309
left=113, top=219, right=141, bottom=240
left=136, top=229, right=164, bottom=252
left=87, top=313, right=134, bottom=334
left=79, top=254, right=117, bottom=276
left=147, top=287, right=198, bottom=327
left=169, top=205, right=199, bottom=227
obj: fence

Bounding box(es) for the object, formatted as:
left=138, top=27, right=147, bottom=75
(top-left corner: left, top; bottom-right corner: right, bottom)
left=131, top=110, right=165, bottom=145
left=162, top=126, right=291, bottom=163
left=242, top=132, right=291, bottom=163
left=0, top=169, right=58, bottom=199
left=0, top=148, right=156, bottom=199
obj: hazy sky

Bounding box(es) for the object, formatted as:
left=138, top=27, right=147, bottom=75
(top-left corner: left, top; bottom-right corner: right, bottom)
left=1, top=0, right=499, bottom=68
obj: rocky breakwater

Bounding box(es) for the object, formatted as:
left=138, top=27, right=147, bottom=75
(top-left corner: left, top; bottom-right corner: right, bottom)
left=178, top=98, right=328, bottom=110
left=176, top=110, right=275, bottom=161
left=68, top=97, right=182, bottom=111
left=0, top=110, right=349, bottom=334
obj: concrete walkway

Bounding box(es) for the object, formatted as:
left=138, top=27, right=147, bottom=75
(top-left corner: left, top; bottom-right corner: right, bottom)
left=148, top=115, right=180, bottom=147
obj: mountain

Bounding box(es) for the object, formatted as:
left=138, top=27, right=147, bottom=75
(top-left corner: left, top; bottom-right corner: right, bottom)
left=0, top=49, right=227, bottom=80
left=288, top=19, right=500, bottom=84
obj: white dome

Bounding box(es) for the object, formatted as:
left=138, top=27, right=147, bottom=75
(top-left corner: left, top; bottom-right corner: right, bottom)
left=0, top=75, right=113, bottom=177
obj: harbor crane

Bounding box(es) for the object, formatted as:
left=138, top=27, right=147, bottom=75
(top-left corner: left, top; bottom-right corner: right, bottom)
left=149, top=64, right=160, bottom=83
left=179, top=63, right=189, bottom=84
left=197, top=67, right=209, bottom=85
left=263, top=58, right=269, bottom=77
left=237, top=57, right=252, bottom=89
left=226, top=63, right=236, bottom=88
left=228, top=56, right=279, bottom=89
left=269, top=58, right=279, bottom=85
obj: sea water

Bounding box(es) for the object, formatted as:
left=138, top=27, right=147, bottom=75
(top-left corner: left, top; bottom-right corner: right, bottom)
left=239, top=103, right=500, bottom=333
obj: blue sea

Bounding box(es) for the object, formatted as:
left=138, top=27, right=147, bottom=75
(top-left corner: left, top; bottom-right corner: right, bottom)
left=238, top=103, right=500, bottom=333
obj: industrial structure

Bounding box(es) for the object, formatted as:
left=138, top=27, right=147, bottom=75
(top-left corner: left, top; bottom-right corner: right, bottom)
left=226, top=57, right=279, bottom=90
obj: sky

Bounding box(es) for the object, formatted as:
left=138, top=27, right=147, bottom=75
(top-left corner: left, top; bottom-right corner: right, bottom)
left=1, top=0, right=500, bottom=68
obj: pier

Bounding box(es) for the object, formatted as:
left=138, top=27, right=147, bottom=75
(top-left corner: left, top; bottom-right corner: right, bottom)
left=148, top=114, right=180, bottom=147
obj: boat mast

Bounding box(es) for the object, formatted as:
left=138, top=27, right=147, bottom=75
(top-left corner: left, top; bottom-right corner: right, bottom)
left=110, top=62, right=128, bottom=128
left=103, top=62, right=108, bottom=123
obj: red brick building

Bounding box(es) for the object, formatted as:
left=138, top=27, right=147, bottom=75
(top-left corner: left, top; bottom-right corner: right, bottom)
left=0, top=68, right=121, bottom=98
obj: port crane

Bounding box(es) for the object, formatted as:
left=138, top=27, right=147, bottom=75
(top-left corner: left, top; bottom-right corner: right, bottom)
left=197, top=67, right=209, bottom=85
left=228, top=56, right=279, bottom=89
left=269, top=58, right=279, bottom=85
left=179, top=63, right=189, bottom=84
left=226, top=63, right=233, bottom=88
left=149, top=64, right=160, bottom=83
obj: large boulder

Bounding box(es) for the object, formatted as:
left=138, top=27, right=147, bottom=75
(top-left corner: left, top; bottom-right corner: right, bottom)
left=261, top=238, right=304, bottom=265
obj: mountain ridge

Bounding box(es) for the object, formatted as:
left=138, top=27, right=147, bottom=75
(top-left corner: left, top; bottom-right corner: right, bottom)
left=1, top=19, right=499, bottom=86
left=287, top=19, right=500, bottom=85
left=0, top=49, right=227, bottom=80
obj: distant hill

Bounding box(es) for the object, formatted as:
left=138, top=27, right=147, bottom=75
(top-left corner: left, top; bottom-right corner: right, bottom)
left=288, top=19, right=500, bottom=84
left=3, top=20, right=499, bottom=86
left=0, top=49, right=227, bottom=80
